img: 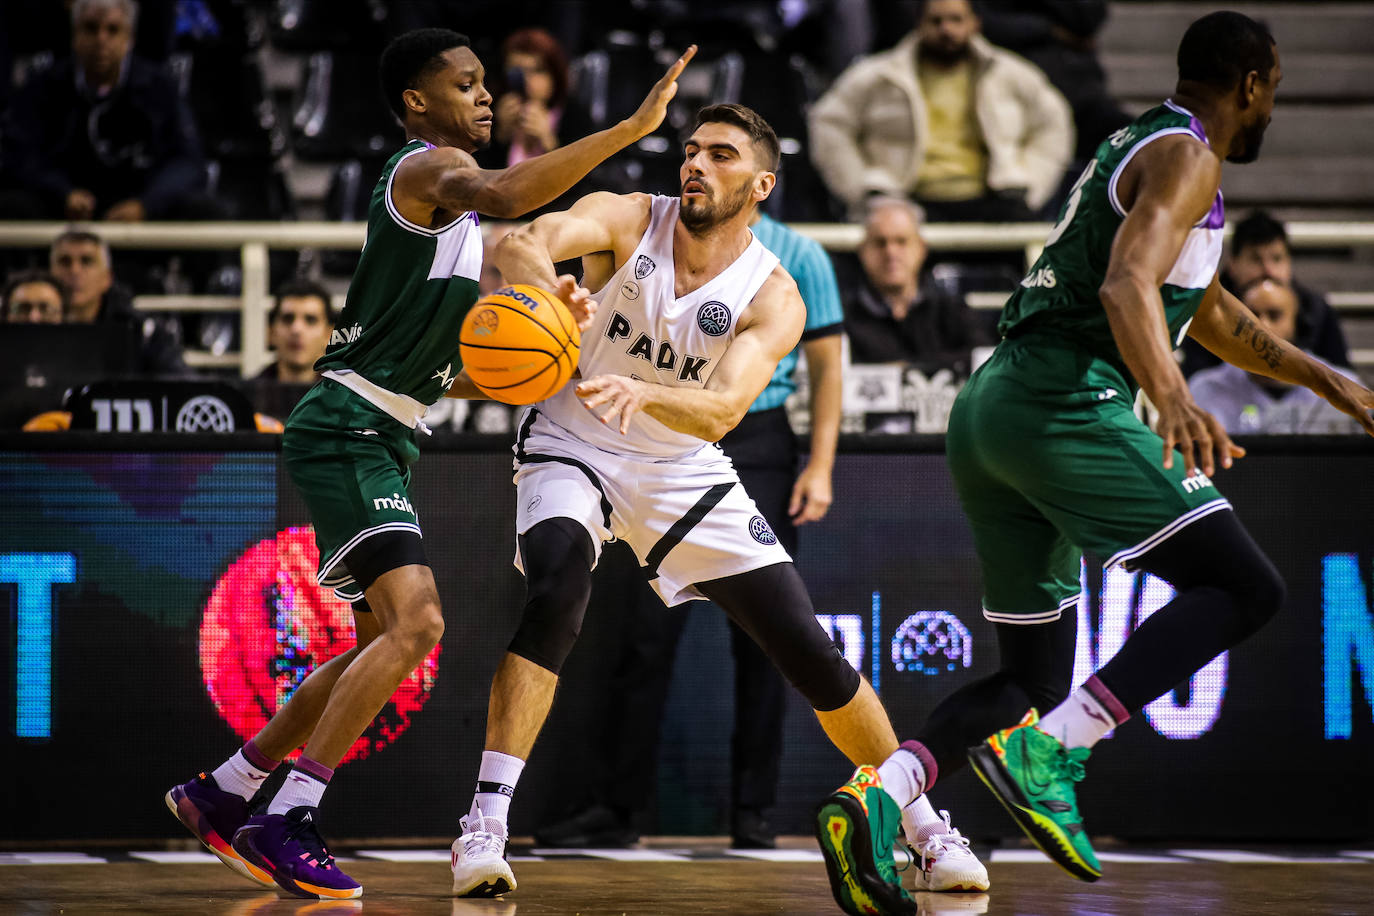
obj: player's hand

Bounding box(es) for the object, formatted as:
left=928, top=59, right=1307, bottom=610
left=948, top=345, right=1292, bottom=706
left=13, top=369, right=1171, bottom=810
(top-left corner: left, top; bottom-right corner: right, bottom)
left=1154, top=391, right=1244, bottom=478
left=1317, top=371, right=1374, bottom=437
left=576, top=374, right=646, bottom=435
left=789, top=463, right=833, bottom=525
left=553, top=274, right=595, bottom=331
left=623, top=44, right=697, bottom=141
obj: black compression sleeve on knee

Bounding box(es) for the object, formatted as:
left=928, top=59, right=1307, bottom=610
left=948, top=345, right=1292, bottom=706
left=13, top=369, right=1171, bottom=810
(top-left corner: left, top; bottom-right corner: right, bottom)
left=1096, top=509, right=1285, bottom=712
left=508, top=518, right=596, bottom=675
left=698, top=563, right=860, bottom=712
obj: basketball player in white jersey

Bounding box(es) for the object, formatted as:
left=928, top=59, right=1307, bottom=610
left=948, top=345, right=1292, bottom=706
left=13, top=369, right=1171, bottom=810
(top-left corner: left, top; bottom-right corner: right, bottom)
left=445, top=104, right=985, bottom=904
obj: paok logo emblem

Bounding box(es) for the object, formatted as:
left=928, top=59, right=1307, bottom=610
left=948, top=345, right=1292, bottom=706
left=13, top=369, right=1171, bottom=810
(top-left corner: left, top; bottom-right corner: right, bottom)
left=175, top=395, right=236, bottom=432
left=748, top=515, right=777, bottom=545
left=697, top=301, right=731, bottom=336
left=635, top=255, right=655, bottom=279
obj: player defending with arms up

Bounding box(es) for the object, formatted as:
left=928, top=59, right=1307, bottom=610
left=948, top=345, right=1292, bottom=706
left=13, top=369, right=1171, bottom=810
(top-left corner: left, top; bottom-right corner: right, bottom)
left=443, top=104, right=980, bottom=910
left=824, top=11, right=1374, bottom=905
left=165, top=28, right=694, bottom=900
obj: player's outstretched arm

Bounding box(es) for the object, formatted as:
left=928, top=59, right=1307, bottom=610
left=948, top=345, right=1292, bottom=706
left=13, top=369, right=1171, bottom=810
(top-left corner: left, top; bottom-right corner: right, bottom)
left=394, top=46, right=695, bottom=219
left=494, top=192, right=651, bottom=291
left=1099, top=135, right=1239, bottom=477
left=575, top=268, right=805, bottom=439
left=1189, top=279, right=1374, bottom=436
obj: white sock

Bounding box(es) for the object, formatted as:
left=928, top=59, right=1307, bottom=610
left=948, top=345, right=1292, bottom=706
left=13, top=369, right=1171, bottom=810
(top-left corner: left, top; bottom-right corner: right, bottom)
left=876, top=748, right=926, bottom=809
left=470, top=750, right=525, bottom=824
left=210, top=749, right=274, bottom=801
left=268, top=768, right=327, bottom=815
left=1038, top=685, right=1120, bottom=750
left=901, top=795, right=947, bottom=846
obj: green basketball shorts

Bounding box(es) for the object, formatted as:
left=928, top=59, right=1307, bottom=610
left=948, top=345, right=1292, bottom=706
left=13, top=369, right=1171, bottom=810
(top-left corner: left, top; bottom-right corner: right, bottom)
left=946, top=337, right=1231, bottom=625
left=282, top=379, right=424, bottom=601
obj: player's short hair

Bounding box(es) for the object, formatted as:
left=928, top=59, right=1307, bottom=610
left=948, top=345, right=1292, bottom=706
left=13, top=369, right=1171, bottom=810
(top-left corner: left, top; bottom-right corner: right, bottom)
left=1230, top=210, right=1288, bottom=256
left=379, top=28, right=472, bottom=121
left=269, top=278, right=337, bottom=325
left=693, top=104, right=780, bottom=172
left=1177, top=11, right=1275, bottom=90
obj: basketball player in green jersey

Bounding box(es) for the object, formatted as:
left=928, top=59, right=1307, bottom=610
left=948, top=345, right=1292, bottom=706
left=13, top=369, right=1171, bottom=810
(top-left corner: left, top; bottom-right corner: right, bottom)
left=165, top=29, right=694, bottom=899
left=817, top=11, right=1374, bottom=908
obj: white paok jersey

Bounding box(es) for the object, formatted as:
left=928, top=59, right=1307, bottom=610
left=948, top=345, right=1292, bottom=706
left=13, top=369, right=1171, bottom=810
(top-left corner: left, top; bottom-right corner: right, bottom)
left=532, top=194, right=780, bottom=459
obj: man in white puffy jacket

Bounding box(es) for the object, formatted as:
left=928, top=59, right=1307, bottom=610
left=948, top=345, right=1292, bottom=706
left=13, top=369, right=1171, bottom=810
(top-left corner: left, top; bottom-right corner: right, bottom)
left=809, top=0, right=1073, bottom=221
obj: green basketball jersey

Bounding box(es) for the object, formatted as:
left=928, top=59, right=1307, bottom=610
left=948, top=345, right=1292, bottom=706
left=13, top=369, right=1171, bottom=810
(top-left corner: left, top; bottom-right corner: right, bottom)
left=997, top=101, right=1225, bottom=384
left=315, top=139, right=483, bottom=407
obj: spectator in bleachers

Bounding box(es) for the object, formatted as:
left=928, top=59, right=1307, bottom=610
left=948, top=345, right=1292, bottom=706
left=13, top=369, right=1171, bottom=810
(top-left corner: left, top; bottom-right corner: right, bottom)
left=475, top=28, right=599, bottom=215
left=1225, top=211, right=1351, bottom=367
left=844, top=197, right=992, bottom=376
left=0, top=0, right=217, bottom=224
left=50, top=229, right=186, bottom=375
left=2, top=270, right=68, bottom=324
left=478, top=30, right=595, bottom=168
left=979, top=0, right=1129, bottom=163
left=808, top=0, right=1072, bottom=222
left=257, top=279, right=336, bottom=384
left=1183, top=210, right=1353, bottom=377
left=1190, top=278, right=1363, bottom=435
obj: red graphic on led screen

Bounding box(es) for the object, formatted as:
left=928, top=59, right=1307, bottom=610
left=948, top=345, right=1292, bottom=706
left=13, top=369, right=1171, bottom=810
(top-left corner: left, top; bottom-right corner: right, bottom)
left=199, top=527, right=439, bottom=764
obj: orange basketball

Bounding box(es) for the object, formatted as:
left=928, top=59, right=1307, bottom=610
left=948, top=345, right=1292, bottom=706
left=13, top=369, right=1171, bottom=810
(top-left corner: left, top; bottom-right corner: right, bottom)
left=459, top=284, right=581, bottom=405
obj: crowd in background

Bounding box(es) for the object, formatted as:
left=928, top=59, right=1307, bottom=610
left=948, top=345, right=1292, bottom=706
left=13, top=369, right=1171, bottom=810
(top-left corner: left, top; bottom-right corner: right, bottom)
left=0, top=0, right=1359, bottom=435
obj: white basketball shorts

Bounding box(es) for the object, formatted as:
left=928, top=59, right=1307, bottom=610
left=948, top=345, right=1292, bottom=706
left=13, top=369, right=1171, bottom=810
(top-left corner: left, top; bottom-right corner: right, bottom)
left=511, top=409, right=792, bottom=606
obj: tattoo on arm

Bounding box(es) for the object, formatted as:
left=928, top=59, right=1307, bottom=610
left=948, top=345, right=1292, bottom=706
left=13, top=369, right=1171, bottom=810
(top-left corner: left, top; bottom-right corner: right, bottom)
left=1232, top=313, right=1284, bottom=370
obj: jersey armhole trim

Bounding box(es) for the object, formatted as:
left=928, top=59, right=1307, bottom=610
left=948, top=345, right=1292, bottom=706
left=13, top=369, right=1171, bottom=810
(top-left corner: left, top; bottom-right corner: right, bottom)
left=1107, top=127, right=1202, bottom=218
left=385, top=147, right=463, bottom=237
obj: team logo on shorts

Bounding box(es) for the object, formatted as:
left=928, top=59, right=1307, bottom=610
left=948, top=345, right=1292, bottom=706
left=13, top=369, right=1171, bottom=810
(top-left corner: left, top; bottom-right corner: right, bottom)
left=748, top=515, right=777, bottom=545
left=697, top=301, right=731, bottom=336
left=635, top=255, right=656, bottom=279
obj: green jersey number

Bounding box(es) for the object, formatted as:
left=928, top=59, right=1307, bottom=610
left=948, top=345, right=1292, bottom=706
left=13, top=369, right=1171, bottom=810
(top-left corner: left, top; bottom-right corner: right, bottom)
left=1044, top=158, right=1096, bottom=248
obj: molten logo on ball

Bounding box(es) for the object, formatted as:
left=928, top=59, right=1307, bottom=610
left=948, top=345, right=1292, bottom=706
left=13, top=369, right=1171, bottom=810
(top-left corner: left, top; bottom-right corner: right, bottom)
left=199, top=527, right=440, bottom=765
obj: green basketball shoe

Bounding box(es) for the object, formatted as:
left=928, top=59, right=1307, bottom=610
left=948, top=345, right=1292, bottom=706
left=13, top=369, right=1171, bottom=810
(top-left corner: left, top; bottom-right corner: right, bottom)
left=814, top=765, right=915, bottom=915
left=968, top=710, right=1101, bottom=882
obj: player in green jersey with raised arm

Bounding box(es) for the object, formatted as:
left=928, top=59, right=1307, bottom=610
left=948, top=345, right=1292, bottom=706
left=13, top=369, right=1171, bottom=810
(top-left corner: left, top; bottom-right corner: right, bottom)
left=165, top=28, right=694, bottom=900
left=815, top=11, right=1374, bottom=909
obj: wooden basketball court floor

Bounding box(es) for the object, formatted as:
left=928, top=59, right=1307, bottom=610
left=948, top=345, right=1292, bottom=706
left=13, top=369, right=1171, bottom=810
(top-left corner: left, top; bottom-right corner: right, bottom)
left=4, top=840, right=1372, bottom=915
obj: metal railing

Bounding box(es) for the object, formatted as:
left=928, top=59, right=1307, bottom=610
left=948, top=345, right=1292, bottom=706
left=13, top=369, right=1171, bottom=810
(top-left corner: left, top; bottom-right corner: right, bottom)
left=3, top=220, right=1373, bottom=376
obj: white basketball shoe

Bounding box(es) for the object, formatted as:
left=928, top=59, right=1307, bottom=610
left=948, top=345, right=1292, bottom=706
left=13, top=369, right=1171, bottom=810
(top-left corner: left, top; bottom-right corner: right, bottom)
left=451, top=806, right=517, bottom=897
left=903, top=809, right=990, bottom=893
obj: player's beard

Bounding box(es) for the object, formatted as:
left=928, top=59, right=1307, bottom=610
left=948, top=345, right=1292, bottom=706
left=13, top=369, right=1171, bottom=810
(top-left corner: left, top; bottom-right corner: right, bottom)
left=1227, top=117, right=1269, bottom=163
left=679, top=180, right=754, bottom=235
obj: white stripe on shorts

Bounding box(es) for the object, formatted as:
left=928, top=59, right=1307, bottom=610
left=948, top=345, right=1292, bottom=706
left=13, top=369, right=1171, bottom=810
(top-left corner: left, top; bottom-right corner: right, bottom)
left=317, top=521, right=423, bottom=587
left=1105, top=498, right=1231, bottom=570
left=983, top=593, right=1080, bottom=626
